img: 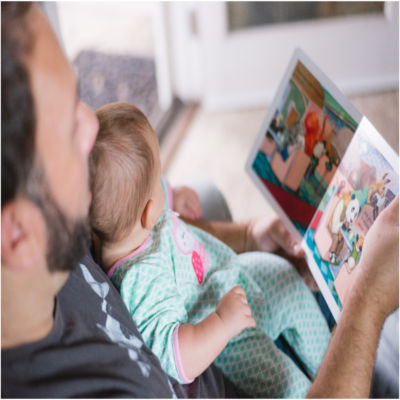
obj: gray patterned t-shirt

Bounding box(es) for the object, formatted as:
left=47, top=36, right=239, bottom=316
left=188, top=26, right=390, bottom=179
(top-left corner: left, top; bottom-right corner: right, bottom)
left=2, top=253, right=241, bottom=398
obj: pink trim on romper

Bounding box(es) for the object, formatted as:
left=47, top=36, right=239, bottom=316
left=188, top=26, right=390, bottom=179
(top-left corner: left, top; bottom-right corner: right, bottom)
left=173, top=325, right=194, bottom=384
left=107, top=235, right=151, bottom=278
left=166, top=180, right=173, bottom=209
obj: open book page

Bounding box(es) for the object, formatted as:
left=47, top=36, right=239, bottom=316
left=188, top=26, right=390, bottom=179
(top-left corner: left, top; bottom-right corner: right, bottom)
left=246, top=49, right=361, bottom=242
left=303, top=117, right=399, bottom=320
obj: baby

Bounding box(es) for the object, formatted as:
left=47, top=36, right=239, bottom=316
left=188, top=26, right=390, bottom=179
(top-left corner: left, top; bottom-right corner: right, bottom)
left=90, top=102, right=331, bottom=398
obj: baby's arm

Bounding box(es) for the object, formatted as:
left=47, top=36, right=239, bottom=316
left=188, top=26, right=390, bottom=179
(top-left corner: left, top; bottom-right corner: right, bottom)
left=178, top=286, right=255, bottom=381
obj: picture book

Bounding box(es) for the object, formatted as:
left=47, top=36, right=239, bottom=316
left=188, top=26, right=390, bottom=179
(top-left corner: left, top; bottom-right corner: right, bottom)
left=246, top=48, right=399, bottom=321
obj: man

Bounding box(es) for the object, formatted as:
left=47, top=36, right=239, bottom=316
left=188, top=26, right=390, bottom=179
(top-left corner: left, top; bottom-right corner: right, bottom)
left=2, top=3, right=398, bottom=398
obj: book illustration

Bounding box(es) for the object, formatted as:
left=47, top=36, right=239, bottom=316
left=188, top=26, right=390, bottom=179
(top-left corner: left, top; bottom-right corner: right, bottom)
left=247, top=49, right=398, bottom=320
left=305, top=128, right=398, bottom=309
left=252, top=60, right=358, bottom=235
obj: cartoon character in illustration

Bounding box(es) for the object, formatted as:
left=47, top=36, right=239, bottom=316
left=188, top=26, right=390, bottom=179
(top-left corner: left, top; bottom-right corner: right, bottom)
left=328, top=188, right=366, bottom=264
left=303, top=112, right=330, bottom=181
left=328, top=172, right=391, bottom=264
left=343, top=234, right=364, bottom=273
left=366, top=172, right=391, bottom=220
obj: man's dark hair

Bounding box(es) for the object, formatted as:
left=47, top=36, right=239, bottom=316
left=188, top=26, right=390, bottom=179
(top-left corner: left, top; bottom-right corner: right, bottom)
left=1, top=2, right=35, bottom=208
left=1, top=2, right=91, bottom=272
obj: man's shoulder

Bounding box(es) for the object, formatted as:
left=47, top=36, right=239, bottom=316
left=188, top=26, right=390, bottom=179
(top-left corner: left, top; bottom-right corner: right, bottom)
left=1, top=253, right=175, bottom=398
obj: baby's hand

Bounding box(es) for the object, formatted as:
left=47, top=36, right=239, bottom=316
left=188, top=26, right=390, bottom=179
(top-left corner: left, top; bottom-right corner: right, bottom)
left=216, top=286, right=256, bottom=340
left=172, top=186, right=202, bottom=220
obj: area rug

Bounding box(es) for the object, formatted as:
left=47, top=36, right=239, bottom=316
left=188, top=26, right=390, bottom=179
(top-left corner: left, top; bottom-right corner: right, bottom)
left=73, top=50, right=161, bottom=127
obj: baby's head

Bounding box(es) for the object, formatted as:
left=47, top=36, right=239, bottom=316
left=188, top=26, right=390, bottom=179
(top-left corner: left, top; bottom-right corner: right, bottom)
left=90, top=102, right=164, bottom=245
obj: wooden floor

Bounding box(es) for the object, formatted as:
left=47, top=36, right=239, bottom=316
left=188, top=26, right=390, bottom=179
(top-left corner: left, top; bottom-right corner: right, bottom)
left=164, top=90, right=399, bottom=223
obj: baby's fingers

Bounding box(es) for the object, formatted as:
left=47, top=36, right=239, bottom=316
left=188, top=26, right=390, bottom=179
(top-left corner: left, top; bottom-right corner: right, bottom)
left=232, top=287, right=249, bottom=302
left=180, top=198, right=201, bottom=220
left=245, top=315, right=256, bottom=329
left=242, top=302, right=253, bottom=317
left=237, top=301, right=256, bottom=330
left=232, top=286, right=246, bottom=296
left=186, top=192, right=202, bottom=219
left=181, top=204, right=197, bottom=220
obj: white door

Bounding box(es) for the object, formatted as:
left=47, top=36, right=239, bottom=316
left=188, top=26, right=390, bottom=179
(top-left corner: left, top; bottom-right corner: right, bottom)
left=166, top=1, right=399, bottom=111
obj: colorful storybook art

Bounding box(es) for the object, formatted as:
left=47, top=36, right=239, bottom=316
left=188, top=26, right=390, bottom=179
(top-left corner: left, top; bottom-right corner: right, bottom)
left=246, top=49, right=399, bottom=320
left=305, top=120, right=398, bottom=313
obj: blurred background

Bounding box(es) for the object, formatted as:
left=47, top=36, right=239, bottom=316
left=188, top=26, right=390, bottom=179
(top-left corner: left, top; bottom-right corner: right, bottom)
left=46, top=1, right=399, bottom=222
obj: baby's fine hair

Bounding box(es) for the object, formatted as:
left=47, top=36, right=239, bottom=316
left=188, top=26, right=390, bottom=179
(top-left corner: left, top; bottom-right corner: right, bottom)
left=90, top=102, right=155, bottom=243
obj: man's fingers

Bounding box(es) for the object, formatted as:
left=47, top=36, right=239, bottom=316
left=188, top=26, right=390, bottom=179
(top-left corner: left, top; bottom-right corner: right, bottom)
left=381, top=195, right=399, bottom=223
left=271, top=223, right=304, bottom=258
left=291, top=243, right=305, bottom=257
left=305, top=276, right=319, bottom=291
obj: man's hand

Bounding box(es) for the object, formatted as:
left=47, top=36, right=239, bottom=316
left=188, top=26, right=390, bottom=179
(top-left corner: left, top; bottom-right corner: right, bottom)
left=308, top=197, right=399, bottom=398
left=246, top=216, right=303, bottom=255
left=172, top=186, right=202, bottom=220
left=349, top=196, right=399, bottom=318
left=247, top=216, right=318, bottom=291
left=216, top=286, right=256, bottom=340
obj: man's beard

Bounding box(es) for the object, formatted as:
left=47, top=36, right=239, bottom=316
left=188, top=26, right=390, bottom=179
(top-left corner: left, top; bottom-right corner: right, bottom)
left=42, top=192, right=91, bottom=273
left=27, top=165, right=91, bottom=273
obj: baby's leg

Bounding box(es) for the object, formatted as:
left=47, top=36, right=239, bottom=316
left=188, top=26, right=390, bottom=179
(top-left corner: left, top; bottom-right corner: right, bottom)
left=237, top=252, right=331, bottom=378
left=214, top=328, right=311, bottom=398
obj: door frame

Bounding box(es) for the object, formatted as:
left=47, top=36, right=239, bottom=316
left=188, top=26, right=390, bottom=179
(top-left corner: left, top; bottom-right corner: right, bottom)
left=163, top=2, right=399, bottom=111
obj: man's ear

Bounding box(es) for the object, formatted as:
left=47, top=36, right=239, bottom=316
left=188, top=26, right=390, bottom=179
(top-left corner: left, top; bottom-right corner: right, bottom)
left=140, top=199, right=155, bottom=231
left=1, top=199, right=47, bottom=271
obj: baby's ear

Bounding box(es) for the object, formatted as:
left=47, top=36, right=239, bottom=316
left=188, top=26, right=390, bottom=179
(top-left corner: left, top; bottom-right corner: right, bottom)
left=141, top=199, right=155, bottom=230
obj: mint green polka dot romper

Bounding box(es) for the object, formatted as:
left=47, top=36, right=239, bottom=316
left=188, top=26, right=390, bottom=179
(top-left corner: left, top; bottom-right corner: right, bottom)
left=109, top=178, right=331, bottom=398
